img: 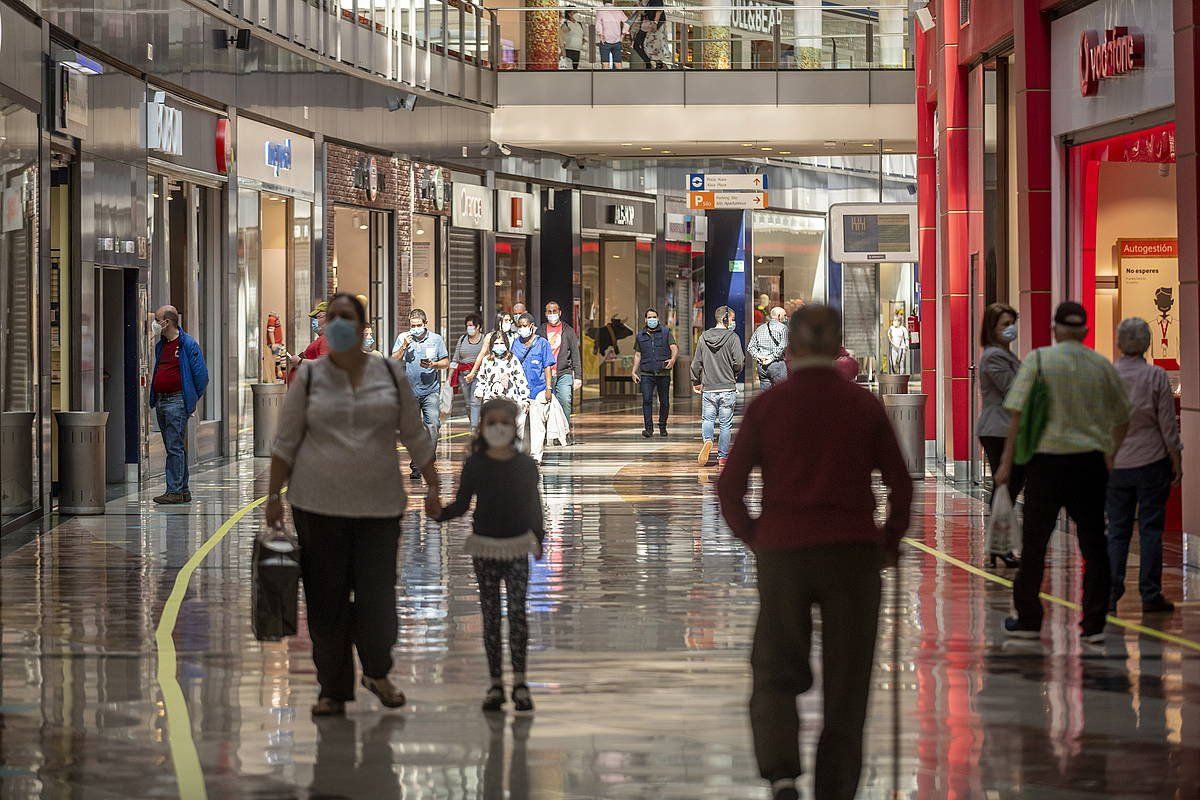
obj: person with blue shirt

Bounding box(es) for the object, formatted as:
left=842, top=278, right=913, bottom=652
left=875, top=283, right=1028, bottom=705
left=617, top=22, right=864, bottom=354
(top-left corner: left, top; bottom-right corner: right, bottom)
left=510, top=313, right=554, bottom=464
left=149, top=305, right=210, bottom=505
left=392, top=308, right=449, bottom=479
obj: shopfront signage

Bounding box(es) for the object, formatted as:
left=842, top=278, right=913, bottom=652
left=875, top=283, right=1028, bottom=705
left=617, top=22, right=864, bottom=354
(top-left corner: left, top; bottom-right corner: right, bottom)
left=730, top=0, right=782, bottom=35
left=433, top=168, right=446, bottom=210
left=215, top=118, right=233, bottom=174
left=146, top=93, right=183, bottom=156
left=452, top=183, right=493, bottom=230
left=353, top=155, right=383, bottom=201
left=1118, top=238, right=1179, bottom=369
left=265, top=138, right=293, bottom=177
left=236, top=118, right=315, bottom=197
left=497, top=190, right=538, bottom=234
left=608, top=204, right=636, bottom=226
left=1079, top=27, right=1144, bottom=97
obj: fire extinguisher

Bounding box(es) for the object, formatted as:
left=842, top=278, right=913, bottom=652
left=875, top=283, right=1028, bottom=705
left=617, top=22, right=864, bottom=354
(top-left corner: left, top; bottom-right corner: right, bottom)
left=907, top=313, right=921, bottom=348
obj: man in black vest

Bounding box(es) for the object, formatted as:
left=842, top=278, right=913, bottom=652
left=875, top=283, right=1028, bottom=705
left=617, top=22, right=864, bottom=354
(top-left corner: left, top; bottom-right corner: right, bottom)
left=631, top=308, right=679, bottom=438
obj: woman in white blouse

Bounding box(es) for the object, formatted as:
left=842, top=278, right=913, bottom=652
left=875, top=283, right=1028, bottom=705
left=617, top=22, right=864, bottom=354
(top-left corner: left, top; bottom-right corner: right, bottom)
left=266, top=293, right=442, bottom=717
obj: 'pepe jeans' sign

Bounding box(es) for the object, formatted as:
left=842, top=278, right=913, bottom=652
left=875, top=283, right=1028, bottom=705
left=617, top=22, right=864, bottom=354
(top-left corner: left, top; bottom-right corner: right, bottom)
left=1079, top=27, right=1144, bottom=97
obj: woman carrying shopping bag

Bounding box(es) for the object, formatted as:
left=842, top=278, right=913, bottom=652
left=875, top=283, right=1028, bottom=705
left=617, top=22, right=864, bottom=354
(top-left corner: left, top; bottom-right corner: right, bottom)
left=977, top=303, right=1023, bottom=568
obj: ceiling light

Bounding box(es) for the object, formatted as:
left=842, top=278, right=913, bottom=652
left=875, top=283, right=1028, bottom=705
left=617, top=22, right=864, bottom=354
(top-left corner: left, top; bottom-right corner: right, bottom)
left=416, top=228, right=425, bottom=235
left=778, top=151, right=792, bottom=155
left=742, top=142, right=754, bottom=147
left=756, top=257, right=764, bottom=263
left=359, top=223, right=369, bottom=230
left=660, top=150, right=672, bottom=154
left=612, top=254, right=621, bottom=259
left=862, top=143, right=874, bottom=147
left=620, top=142, right=633, bottom=146
left=760, top=147, right=773, bottom=151
left=640, top=146, right=653, bottom=151
left=823, top=141, right=837, bottom=148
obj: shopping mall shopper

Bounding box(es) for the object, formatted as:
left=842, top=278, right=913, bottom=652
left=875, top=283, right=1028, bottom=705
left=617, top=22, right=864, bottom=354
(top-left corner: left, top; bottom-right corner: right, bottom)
left=392, top=308, right=449, bottom=479
left=691, top=306, right=744, bottom=467
left=717, top=304, right=912, bottom=800
left=452, top=313, right=486, bottom=428
left=149, top=305, right=209, bottom=505
left=631, top=308, right=678, bottom=437
left=595, top=0, right=629, bottom=69
left=433, top=397, right=545, bottom=714
left=977, top=302, right=1024, bottom=568
left=995, top=302, right=1131, bottom=643
left=472, top=329, right=530, bottom=407
left=748, top=306, right=789, bottom=391
left=1106, top=317, right=1183, bottom=615
left=267, top=293, right=440, bottom=717
left=288, top=301, right=330, bottom=379
left=560, top=10, right=585, bottom=68
left=632, top=0, right=665, bottom=68
left=511, top=302, right=527, bottom=318
left=511, top=313, right=555, bottom=464
left=538, top=301, right=583, bottom=427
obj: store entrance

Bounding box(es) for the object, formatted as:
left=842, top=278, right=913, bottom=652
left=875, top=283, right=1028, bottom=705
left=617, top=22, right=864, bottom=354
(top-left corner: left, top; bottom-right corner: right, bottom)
left=581, top=237, right=653, bottom=398
left=97, top=266, right=138, bottom=484
left=332, top=204, right=391, bottom=353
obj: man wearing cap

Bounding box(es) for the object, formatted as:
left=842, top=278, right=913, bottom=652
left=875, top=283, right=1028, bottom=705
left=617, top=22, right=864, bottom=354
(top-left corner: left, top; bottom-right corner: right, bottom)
left=290, top=301, right=330, bottom=372
left=995, top=301, right=1131, bottom=644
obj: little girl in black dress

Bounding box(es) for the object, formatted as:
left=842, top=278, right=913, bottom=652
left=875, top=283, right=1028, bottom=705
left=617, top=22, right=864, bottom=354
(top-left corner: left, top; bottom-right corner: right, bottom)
left=435, top=397, right=545, bottom=712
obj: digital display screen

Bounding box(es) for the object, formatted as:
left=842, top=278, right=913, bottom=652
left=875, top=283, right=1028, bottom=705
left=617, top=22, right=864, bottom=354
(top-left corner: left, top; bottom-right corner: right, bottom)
left=843, top=213, right=912, bottom=255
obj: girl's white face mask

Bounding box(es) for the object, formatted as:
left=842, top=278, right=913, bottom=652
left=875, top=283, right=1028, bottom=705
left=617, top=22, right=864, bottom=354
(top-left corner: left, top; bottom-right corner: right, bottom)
left=482, top=422, right=516, bottom=448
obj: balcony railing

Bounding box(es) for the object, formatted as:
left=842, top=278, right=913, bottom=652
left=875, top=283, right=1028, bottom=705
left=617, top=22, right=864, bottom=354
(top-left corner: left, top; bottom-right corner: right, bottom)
left=489, top=3, right=911, bottom=71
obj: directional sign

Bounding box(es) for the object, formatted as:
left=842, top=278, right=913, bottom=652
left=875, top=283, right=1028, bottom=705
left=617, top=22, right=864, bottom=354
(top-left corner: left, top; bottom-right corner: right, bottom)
left=686, top=173, right=768, bottom=192
left=688, top=191, right=769, bottom=210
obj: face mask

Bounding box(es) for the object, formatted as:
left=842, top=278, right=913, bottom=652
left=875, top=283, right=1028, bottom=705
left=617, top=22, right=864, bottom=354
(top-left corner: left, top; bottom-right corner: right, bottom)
left=311, top=317, right=321, bottom=335
left=151, top=320, right=163, bottom=338
left=482, top=422, right=516, bottom=449
left=518, top=326, right=534, bottom=340
left=501, top=321, right=513, bottom=333
left=466, top=325, right=478, bottom=336
left=410, top=325, right=426, bottom=338
left=325, top=317, right=360, bottom=353
left=546, top=313, right=560, bottom=325
left=492, top=342, right=508, bottom=356
left=645, top=317, right=659, bottom=329
left=363, top=333, right=376, bottom=351
left=1000, top=325, right=1018, bottom=343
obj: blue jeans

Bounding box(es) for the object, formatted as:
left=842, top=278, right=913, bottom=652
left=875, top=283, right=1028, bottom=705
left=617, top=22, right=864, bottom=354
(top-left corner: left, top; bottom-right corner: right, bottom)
left=599, top=41, right=622, bottom=66
left=155, top=392, right=189, bottom=494
left=462, top=376, right=481, bottom=428
left=701, top=390, right=736, bottom=459
left=1106, top=457, right=1172, bottom=605
left=552, top=371, right=574, bottom=420
left=412, top=391, right=441, bottom=468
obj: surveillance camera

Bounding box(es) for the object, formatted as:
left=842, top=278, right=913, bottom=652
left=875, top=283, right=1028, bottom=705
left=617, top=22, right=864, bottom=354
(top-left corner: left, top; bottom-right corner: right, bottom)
left=499, top=143, right=512, bottom=156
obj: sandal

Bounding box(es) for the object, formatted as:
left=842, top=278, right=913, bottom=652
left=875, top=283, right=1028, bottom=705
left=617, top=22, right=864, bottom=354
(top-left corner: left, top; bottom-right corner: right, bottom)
left=361, top=676, right=407, bottom=709
left=311, top=697, right=346, bottom=717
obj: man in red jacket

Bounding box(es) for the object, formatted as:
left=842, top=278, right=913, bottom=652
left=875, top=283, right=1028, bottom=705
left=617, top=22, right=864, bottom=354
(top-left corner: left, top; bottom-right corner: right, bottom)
left=718, top=304, right=913, bottom=800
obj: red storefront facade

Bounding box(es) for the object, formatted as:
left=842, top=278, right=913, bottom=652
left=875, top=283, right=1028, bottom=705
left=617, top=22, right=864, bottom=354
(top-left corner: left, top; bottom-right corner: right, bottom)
left=919, top=0, right=1198, bottom=536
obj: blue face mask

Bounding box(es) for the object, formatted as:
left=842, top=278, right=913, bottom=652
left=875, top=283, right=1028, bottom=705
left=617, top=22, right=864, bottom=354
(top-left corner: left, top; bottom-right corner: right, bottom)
left=325, top=317, right=360, bottom=353
left=645, top=317, right=659, bottom=329
left=363, top=333, right=376, bottom=351
left=492, top=342, right=508, bottom=356
left=311, top=317, right=321, bottom=335
left=1000, top=324, right=1018, bottom=343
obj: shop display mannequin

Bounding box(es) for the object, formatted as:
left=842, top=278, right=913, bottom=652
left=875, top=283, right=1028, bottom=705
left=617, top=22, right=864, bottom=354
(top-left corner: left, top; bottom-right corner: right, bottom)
left=887, top=316, right=910, bottom=375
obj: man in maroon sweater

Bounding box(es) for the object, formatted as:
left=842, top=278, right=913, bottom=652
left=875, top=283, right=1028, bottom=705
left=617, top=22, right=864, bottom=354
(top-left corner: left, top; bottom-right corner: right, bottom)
left=718, top=304, right=913, bottom=800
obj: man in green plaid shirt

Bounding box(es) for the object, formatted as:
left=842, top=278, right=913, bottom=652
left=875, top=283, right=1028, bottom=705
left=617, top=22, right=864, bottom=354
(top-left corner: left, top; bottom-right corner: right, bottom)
left=995, top=301, right=1130, bottom=644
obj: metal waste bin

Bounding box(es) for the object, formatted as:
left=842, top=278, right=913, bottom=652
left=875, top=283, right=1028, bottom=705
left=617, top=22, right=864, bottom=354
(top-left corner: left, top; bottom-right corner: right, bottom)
left=56, top=411, right=109, bottom=514
left=877, top=373, right=911, bottom=396
left=253, top=382, right=288, bottom=457
left=673, top=355, right=693, bottom=397
left=1, top=411, right=36, bottom=515
left=882, top=393, right=927, bottom=479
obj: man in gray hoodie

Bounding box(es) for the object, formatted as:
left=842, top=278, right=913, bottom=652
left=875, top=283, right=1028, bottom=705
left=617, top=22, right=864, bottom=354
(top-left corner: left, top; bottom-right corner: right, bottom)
left=691, top=305, right=745, bottom=467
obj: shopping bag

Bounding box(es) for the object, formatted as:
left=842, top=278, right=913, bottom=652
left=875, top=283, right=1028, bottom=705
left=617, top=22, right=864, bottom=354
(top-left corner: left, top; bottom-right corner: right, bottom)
left=439, top=380, right=454, bottom=420
left=1014, top=351, right=1049, bottom=465
left=986, top=485, right=1018, bottom=556
left=545, top=396, right=570, bottom=446
left=558, top=55, right=572, bottom=70
left=251, top=528, right=302, bottom=641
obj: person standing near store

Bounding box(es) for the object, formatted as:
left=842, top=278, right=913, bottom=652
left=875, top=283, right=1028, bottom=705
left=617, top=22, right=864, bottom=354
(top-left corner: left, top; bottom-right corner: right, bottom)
left=977, top=302, right=1023, bottom=569
left=267, top=293, right=440, bottom=717
left=718, top=304, right=912, bottom=800
left=288, top=301, right=330, bottom=380
left=149, top=305, right=209, bottom=505
left=595, top=0, right=629, bottom=69
left=995, top=302, right=1131, bottom=643
left=392, top=308, right=449, bottom=479
left=452, top=312, right=486, bottom=428
left=631, top=308, right=678, bottom=438
left=560, top=10, right=586, bottom=69
left=538, top=300, right=583, bottom=431
left=691, top=305, right=744, bottom=467
left=1106, top=317, right=1183, bottom=615
left=747, top=306, right=789, bottom=391
left=511, top=313, right=554, bottom=464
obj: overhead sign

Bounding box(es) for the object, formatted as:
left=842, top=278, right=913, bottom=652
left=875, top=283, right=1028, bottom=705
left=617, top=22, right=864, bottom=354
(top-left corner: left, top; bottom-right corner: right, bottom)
left=687, top=173, right=768, bottom=191
left=1079, top=27, right=1144, bottom=97
left=688, top=191, right=768, bottom=210
left=146, top=93, right=183, bottom=156
left=829, top=203, right=918, bottom=263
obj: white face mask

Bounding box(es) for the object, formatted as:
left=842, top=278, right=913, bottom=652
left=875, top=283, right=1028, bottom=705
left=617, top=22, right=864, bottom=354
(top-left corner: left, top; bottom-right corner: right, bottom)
left=466, top=325, right=478, bottom=336
left=151, top=320, right=163, bottom=338
left=482, top=421, right=516, bottom=449
left=546, top=313, right=560, bottom=325
left=517, top=326, right=533, bottom=339
left=410, top=325, right=426, bottom=338
left=501, top=321, right=513, bottom=333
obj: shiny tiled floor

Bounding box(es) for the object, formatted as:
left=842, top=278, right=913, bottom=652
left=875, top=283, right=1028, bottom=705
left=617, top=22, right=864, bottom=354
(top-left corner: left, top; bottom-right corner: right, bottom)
left=1, top=400, right=1198, bottom=799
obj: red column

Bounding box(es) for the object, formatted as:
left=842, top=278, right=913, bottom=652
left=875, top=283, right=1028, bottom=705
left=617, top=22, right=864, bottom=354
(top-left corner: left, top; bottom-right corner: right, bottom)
left=1013, top=0, right=1053, bottom=347
left=1174, top=2, right=1200, bottom=537
left=937, top=0, right=972, bottom=467
left=916, top=26, right=937, bottom=441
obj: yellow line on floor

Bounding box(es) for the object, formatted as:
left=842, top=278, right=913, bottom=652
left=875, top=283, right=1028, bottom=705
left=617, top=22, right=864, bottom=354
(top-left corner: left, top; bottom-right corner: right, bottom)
left=155, top=493, right=270, bottom=800
left=901, top=536, right=1200, bottom=654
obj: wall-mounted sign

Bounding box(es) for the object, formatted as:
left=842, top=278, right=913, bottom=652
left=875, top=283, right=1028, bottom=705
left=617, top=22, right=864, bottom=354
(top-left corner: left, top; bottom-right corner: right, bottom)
left=688, top=191, right=768, bottom=210
left=730, top=0, right=782, bottom=35
left=452, top=183, right=493, bottom=230
left=1118, top=238, right=1179, bottom=369
left=353, top=155, right=383, bottom=201
left=608, top=204, right=636, bottom=226
left=582, top=193, right=656, bottom=235
left=433, top=167, right=446, bottom=211
left=829, top=203, right=918, bottom=263
left=215, top=118, right=233, bottom=174
left=236, top=118, right=315, bottom=197
left=146, top=92, right=183, bottom=156
left=265, top=138, right=292, bottom=176
left=1079, top=27, right=1144, bottom=96
left=497, top=189, right=538, bottom=234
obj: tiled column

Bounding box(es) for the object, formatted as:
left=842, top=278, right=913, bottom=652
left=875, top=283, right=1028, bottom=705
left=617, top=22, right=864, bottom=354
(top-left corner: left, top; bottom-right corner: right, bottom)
left=1012, top=0, right=1053, bottom=347
left=524, top=0, right=559, bottom=70
left=1174, top=1, right=1200, bottom=536
left=916, top=22, right=937, bottom=443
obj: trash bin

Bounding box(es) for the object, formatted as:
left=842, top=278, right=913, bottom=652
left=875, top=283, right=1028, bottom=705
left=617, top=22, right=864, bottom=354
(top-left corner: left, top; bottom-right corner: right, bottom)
left=882, top=393, right=927, bottom=479
left=1, top=411, right=36, bottom=515
left=877, top=373, right=911, bottom=396
left=252, top=382, right=288, bottom=457
left=56, top=411, right=109, bottom=514
left=673, top=355, right=693, bottom=398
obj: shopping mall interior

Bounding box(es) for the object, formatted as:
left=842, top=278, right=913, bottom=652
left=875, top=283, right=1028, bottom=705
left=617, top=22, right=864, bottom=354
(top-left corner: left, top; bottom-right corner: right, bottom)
left=0, top=0, right=1198, bottom=797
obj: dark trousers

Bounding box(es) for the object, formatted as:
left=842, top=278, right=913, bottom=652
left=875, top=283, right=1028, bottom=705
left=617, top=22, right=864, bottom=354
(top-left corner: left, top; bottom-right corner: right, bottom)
left=1013, top=452, right=1111, bottom=634
left=980, top=435, right=1025, bottom=507
left=293, top=508, right=402, bottom=702
left=750, top=545, right=882, bottom=798
left=632, top=29, right=652, bottom=64
left=639, top=373, right=671, bottom=431
left=1106, top=457, right=1172, bottom=606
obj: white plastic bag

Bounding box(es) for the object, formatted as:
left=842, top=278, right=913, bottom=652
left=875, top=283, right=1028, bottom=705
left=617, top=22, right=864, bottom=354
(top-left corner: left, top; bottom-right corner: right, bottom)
left=545, top=397, right=570, bottom=446
left=986, top=485, right=1018, bottom=555
left=439, top=380, right=453, bottom=420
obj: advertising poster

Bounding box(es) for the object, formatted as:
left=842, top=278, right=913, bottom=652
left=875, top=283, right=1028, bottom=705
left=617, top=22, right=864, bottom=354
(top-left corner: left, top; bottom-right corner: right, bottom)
left=1118, top=238, right=1179, bottom=369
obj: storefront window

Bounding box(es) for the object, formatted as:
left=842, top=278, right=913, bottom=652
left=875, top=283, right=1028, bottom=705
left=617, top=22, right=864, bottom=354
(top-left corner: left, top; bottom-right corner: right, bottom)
left=495, top=236, right=528, bottom=315
left=236, top=188, right=261, bottom=444
left=751, top=212, right=825, bottom=319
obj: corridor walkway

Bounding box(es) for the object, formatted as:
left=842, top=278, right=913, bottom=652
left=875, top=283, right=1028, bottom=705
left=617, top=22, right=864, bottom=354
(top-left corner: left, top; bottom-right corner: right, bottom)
left=0, top=402, right=1197, bottom=798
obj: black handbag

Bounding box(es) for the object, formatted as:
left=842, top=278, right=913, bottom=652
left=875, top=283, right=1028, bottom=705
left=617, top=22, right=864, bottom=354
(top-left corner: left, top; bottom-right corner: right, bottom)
left=251, top=528, right=302, bottom=641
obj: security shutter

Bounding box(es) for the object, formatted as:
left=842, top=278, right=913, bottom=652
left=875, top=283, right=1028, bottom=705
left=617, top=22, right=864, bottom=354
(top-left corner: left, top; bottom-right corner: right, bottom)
left=447, top=227, right=482, bottom=327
